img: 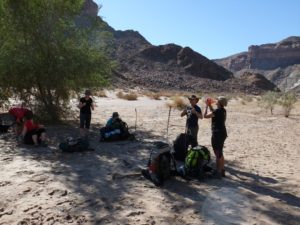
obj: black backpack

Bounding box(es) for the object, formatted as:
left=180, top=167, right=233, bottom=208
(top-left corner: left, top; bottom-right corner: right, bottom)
left=59, top=138, right=93, bottom=153
left=173, top=133, right=197, bottom=161
left=142, top=142, right=176, bottom=186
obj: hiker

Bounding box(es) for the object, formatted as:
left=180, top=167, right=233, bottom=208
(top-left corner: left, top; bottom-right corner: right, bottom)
left=180, top=95, right=203, bottom=144
left=78, top=90, right=94, bottom=137
left=19, top=111, right=47, bottom=147
left=204, top=96, right=228, bottom=178
left=8, top=104, right=31, bottom=135
left=100, top=112, right=131, bottom=141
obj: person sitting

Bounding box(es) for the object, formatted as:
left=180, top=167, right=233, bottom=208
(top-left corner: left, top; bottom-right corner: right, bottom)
left=19, top=111, right=47, bottom=147
left=100, top=112, right=130, bottom=141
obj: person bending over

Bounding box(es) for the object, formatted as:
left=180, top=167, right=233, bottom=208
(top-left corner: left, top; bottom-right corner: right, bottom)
left=20, top=111, right=47, bottom=147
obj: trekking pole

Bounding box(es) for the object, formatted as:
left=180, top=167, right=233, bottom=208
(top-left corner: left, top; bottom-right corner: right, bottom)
left=166, top=106, right=172, bottom=142
left=135, top=108, right=137, bottom=132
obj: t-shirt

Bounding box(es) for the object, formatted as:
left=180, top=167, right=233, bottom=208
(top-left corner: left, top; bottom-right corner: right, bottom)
left=80, top=97, right=93, bottom=114
left=24, top=120, right=39, bottom=132
left=187, top=105, right=201, bottom=128
left=212, top=107, right=227, bottom=135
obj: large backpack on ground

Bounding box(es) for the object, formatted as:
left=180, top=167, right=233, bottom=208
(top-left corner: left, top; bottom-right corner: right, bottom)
left=173, top=133, right=197, bottom=161
left=59, top=137, right=92, bottom=153
left=0, top=113, right=15, bottom=133
left=100, top=119, right=133, bottom=142
left=184, top=145, right=211, bottom=178
left=142, top=141, right=177, bottom=186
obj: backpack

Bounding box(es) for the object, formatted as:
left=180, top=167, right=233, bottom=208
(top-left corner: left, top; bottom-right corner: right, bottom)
left=59, top=137, right=92, bottom=152
left=184, top=145, right=211, bottom=178
left=173, top=133, right=197, bottom=161
left=142, top=141, right=176, bottom=186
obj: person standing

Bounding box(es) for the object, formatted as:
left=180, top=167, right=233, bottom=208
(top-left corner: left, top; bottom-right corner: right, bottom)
left=181, top=95, right=203, bottom=144
left=78, top=90, right=94, bottom=137
left=204, top=96, right=228, bottom=178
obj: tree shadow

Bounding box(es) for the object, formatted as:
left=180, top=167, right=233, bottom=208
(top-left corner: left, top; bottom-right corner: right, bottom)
left=1, top=125, right=300, bottom=224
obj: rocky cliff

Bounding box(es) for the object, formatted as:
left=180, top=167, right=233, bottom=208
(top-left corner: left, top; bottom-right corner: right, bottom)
left=215, top=37, right=300, bottom=92
left=81, top=0, right=279, bottom=94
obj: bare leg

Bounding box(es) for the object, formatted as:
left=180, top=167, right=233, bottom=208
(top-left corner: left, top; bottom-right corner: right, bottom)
left=32, top=135, right=38, bottom=145
left=40, top=132, right=46, bottom=141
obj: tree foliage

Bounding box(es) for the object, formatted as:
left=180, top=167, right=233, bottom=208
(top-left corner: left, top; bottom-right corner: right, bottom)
left=278, top=92, right=297, bottom=117
left=260, top=91, right=280, bottom=115
left=0, top=0, right=112, bottom=121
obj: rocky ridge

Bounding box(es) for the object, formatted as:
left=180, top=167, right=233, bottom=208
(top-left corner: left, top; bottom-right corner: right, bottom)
left=82, top=0, right=279, bottom=94
left=214, top=37, right=300, bottom=92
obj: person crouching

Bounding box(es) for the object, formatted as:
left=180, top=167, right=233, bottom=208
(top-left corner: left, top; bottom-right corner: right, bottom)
left=20, top=111, right=47, bottom=147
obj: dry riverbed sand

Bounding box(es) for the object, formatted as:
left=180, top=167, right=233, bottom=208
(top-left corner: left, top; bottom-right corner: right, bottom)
left=0, top=92, right=299, bottom=225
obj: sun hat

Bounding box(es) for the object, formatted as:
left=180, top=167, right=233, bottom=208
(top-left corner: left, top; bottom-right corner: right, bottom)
left=217, top=96, right=228, bottom=107
left=188, top=95, right=199, bottom=103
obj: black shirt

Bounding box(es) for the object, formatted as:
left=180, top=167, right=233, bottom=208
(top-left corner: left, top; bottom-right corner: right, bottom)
left=187, top=105, right=201, bottom=128
left=212, top=107, right=227, bottom=135
left=80, top=97, right=93, bottom=114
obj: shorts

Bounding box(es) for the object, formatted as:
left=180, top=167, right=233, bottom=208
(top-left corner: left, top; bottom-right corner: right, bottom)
left=211, top=132, right=227, bottom=158
left=24, top=128, right=46, bottom=145
left=80, top=113, right=91, bottom=129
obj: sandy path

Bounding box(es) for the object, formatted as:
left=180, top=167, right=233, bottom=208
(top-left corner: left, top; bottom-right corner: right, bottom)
left=0, top=94, right=299, bottom=225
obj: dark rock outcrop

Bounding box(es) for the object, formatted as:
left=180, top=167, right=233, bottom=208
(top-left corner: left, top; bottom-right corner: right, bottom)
left=82, top=0, right=279, bottom=94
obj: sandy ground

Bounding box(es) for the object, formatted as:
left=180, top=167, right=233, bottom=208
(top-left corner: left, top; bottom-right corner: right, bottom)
left=0, top=92, right=300, bottom=225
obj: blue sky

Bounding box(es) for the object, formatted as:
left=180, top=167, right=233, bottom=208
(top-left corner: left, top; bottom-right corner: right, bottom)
left=95, top=0, right=300, bottom=59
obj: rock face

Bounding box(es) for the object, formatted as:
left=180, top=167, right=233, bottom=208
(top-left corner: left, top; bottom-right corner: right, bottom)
left=82, top=0, right=279, bottom=94
left=215, top=37, right=300, bottom=92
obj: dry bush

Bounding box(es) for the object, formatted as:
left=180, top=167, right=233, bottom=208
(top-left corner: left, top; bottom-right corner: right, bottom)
left=166, top=96, right=188, bottom=110
left=93, top=90, right=107, bottom=98
left=117, top=91, right=138, bottom=101
left=279, top=92, right=297, bottom=117
left=241, top=95, right=253, bottom=102
left=141, top=90, right=162, bottom=100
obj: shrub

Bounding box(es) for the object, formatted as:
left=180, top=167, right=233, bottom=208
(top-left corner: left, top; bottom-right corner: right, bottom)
left=117, top=91, right=138, bottom=101
left=278, top=92, right=297, bottom=117
left=94, top=90, right=107, bottom=98
left=166, top=96, right=188, bottom=110
left=259, top=91, right=280, bottom=115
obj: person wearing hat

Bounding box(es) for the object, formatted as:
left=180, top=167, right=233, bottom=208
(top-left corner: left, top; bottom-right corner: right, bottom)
left=181, top=95, right=203, bottom=144
left=204, top=96, right=228, bottom=178
left=78, top=90, right=94, bottom=137
left=106, top=112, right=120, bottom=127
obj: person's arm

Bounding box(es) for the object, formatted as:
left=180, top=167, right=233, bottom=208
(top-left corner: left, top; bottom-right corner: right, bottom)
left=204, top=105, right=214, bottom=119
left=91, top=100, right=94, bottom=111
left=78, top=99, right=86, bottom=109
left=20, top=125, right=27, bottom=140
left=192, top=107, right=203, bottom=119
left=181, top=109, right=187, bottom=117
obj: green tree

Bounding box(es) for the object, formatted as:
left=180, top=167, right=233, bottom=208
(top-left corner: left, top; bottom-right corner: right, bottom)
left=278, top=92, right=297, bottom=117
left=260, top=91, right=280, bottom=115
left=0, top=0, right=112, bottom=122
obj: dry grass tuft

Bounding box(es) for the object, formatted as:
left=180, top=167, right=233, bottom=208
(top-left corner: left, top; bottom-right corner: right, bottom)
left=93, top=90, right=107, bottom=98
left=116, top=91, right=138, bottom=101
left=166, top=96, right=188, bottom=110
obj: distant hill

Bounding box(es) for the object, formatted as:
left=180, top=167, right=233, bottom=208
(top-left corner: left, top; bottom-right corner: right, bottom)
left=214, top=37, right=300, bottom=92
left=82, top=0, right=279, bottom=94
